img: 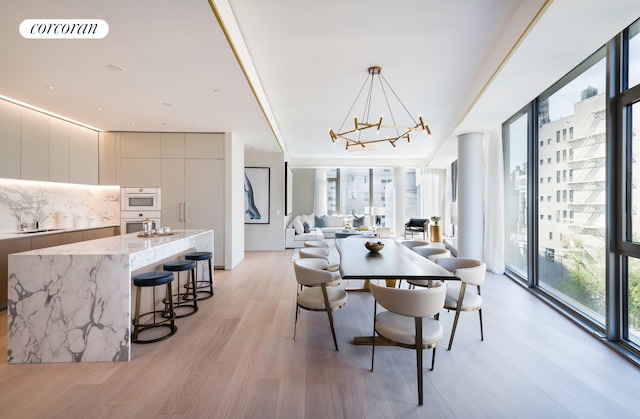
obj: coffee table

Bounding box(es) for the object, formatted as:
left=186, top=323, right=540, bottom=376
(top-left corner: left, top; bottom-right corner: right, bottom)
left=334, top=229, right=376, bottom=239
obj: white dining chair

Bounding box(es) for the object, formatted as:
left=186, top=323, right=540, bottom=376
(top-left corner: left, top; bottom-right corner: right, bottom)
left=401, top=240, right=430, bottom=250
left=369, top=281, right=446, bottom=406
left=293, top=259, right=348, bottom=351
left=435, top=258, right=486, bottom=350
left=299, top=247, right=340, bottom=271
left=294, top=258, right=341, bottom=287
left=412, top=245, right=451, bottom=262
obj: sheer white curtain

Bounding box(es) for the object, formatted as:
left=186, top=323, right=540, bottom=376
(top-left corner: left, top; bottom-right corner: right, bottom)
left=313, top=169, right=327, bottom=216
left=421, top=168, right=445, bottom=222
left=483, top=127, right=505, bottom=274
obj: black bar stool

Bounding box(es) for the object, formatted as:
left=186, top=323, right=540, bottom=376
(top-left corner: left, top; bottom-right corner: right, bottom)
left=132, top=271, right=177, bottom=343
left=163, top=260, right=198, bottom=317
left=184, top=251, right=214, bottom=300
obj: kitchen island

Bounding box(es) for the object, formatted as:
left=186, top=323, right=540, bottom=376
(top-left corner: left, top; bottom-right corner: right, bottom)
left=7, top=229, right=213, bottom=364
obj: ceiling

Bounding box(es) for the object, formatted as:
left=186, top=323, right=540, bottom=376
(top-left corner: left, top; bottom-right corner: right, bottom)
left=1, top=1, right=639, bottom=169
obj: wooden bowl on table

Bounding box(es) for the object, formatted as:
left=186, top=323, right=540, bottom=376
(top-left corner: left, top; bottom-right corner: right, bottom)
left=364, top=241, right=384, bottom=253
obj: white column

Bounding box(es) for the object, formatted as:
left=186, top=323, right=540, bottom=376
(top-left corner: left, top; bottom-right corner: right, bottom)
left=393, top=167, right=406, bottom=237
left=457, top=132, right=484, bottom=259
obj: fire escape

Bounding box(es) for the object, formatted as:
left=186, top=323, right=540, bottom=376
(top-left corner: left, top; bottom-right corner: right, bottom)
left=565, top=107, right=606, bottom=256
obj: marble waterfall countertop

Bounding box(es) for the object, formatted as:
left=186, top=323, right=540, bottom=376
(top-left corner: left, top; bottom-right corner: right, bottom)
left=8, top=229, right=213, bottom=363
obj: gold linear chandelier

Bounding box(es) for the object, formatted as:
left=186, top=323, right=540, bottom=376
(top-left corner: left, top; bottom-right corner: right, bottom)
left=329, top=66, right=431, bottom=152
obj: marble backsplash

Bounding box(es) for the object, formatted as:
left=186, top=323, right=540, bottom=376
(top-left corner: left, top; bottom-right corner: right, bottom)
left=0, top=178, right=120, bottom=232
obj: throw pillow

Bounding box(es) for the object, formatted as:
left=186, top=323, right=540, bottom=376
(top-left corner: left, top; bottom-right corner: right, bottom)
left=315, top=215, right=326, bottom=228
left=300, top=213, right=315, bottom=229
left=303, top=221, right=311, bottom=233
left=292, top=217, right=304, bottom=235
left=353, top=215, right=365, bottom=227
left=325, top=215, right=345, bottom=227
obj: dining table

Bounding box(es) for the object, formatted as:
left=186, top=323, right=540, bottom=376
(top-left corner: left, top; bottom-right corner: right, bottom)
left=336, top=237, right=457, bottom=344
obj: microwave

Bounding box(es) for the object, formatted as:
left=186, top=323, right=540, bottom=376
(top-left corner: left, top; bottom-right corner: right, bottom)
left=121, top=187, right=161, bottom=211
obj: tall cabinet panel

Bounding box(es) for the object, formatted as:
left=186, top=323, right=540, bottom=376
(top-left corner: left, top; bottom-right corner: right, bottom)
left=49, top=118, right=70, bottom=182
left=0, top=100, right=21, bottom=179
left=159, top=133, right=225, bottom=266
left=69, top=124, right=87, bottom=184
left=161, top=158, right=185, bottom=228
left=185, top=159, right=224, bottom=266
left=20, top=110, right=49, bottom=181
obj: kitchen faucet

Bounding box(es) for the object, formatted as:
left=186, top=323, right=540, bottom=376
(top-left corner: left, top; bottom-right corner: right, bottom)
left=19, top=208, right=28, bottom=231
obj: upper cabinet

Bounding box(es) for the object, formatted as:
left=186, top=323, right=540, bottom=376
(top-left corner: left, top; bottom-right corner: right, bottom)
left=21, top=111, right=50, bottom=181
left=120, top=132, right=162, bottom=158
left=0, top=100, right=21, bottom=179
left=0, top=100, right=99, bottom=184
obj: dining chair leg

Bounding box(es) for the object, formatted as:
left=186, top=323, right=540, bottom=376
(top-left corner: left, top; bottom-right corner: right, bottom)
left=447, top=283, right=467, bottom=350
left=431, top=347, right=436, bottom=371
left=371, top=302, right=377, bottom=371
left=416, top=317, right=424, bottom=406
left=321, top=284, right=339, bottom=351
left=479, top=308, right=484, bottom=341
left=293, top=303, right=299, bottom=340
left=326, top=309, right=338, bottom=351
left=448, top=308, right=462, bottom=350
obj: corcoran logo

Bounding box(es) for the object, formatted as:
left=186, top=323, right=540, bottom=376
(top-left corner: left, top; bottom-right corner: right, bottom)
left=19, top=19, right=109, bottom=39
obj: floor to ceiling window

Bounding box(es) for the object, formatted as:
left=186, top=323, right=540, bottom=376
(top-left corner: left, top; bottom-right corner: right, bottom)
left=503, top=18, right=640, bottom=361
left=318, top=168, right=425, bottom=231
left=536, top=50, right=607, bottom=325
left=622, top=19, right=640, bottom=346
left=504, top=110, right=529, bottom=279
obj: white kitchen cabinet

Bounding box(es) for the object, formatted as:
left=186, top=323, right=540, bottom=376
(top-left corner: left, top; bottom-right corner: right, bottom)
left=20, top=110, right=49, bottom=181
left=49, top=118, right=70, bottom=182
left=161, top=157, right=224, bottom=266
left=186, top=159, right=224, bottom=267
left=161, top=158, right=185, bottom=228
left=99, top=132, right=117, bottom=185
left=120, top=158, right=161, bottom=187
left=161, top=133, right=185, bottom=158
left=69, top=124, right=99, bottom=185
left=85, top=131, right=99, bottom=185
left=120, top=132, right=162, bottom=158
left=185, top=133, right=224, bottom=159
left=0, top=100, right=21, bottom=179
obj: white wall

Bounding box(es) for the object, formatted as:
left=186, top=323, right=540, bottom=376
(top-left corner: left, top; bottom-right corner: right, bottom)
left=226, top=133, right=245, bottom=268
left=291, top=168, right=315, bottom=216
left=244, top=152, right=286, bottom=250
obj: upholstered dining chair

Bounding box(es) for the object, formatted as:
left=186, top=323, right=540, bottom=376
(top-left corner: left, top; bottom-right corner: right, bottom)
left=412, top=246, right=451, bottom=262
left=294, top=258, right=341, bottom=287
left=435, top=258, right=487, bottom=350
left=299, top=247, right=340, bottom=271
left=369, top=282, right=447, bottom=406
left=293, top=259, right=348, bottom=351
left=401, top=240, right=430, bottom=250
left=304, top=240, right=329, bottom=248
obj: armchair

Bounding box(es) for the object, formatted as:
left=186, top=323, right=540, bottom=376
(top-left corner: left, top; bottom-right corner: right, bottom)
left=404, top=218, right=429, bottom=240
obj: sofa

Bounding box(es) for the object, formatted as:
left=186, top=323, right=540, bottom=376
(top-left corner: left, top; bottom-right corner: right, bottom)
left=286, top=213, right=372, bottom=248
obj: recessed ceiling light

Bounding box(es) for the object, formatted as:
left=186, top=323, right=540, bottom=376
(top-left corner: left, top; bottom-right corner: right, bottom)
left=94, top=107, right=102, bottom=111
left=47, top=86, right=55, bottom=90
left=107, top=64, right=124, bottom=72
left=214, top=89, right=222, bottom=93
left=162, top=102, right=173, bottom=107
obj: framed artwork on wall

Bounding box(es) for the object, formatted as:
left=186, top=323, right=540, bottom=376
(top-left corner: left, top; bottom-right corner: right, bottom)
left=285, top=162, right=293, bottom=215
left=244, top=167, right=270, bottom=224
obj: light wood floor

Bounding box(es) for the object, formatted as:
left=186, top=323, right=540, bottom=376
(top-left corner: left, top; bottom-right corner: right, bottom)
left=1, top=249, right=640, bottom=418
